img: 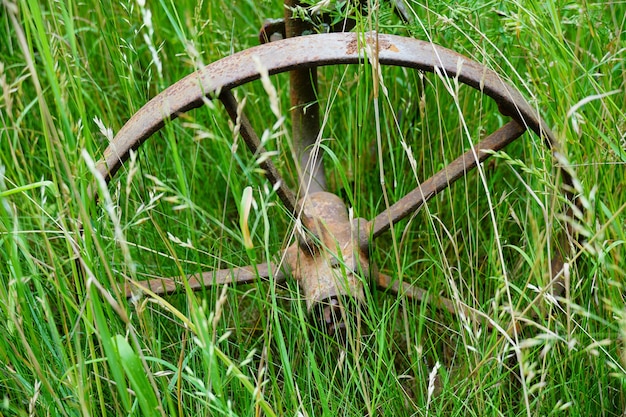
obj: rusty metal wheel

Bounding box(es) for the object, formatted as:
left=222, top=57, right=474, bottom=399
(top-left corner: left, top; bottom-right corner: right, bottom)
left=96, top=32, right=578, bottom=337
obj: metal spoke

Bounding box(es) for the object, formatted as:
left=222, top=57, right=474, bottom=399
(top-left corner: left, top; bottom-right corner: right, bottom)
left=125, top=262, right=284, bottom=298
left=376, top=271, right=456, bottom=315
left=369, top=120, right=526, bottom=238
left=220, top=90, right=299, bottom=214
left=376, top=272, right=502, bottom=332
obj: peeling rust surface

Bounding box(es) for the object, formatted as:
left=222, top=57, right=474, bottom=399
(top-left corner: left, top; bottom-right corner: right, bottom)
left=284, top=192, right=368, bottom=309
left=346, top=34, right=400, bottom=55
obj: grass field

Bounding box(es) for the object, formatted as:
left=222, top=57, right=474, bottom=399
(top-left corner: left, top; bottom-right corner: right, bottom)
left=1, top=0, right=625, bottom=415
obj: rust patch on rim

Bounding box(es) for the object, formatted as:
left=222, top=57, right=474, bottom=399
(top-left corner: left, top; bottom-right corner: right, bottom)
left=346, top=34, right=399, bottom=55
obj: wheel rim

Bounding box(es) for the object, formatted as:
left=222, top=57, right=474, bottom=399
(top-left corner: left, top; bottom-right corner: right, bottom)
left=96, top=32, right=578, bottom=335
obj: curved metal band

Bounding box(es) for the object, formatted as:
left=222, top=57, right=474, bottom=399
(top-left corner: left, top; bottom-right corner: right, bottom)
left=97, top=32, right=558, bottom=183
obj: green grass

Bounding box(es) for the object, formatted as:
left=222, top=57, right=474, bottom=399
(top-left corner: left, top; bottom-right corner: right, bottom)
left=1, top=0, right=625, bottom=415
